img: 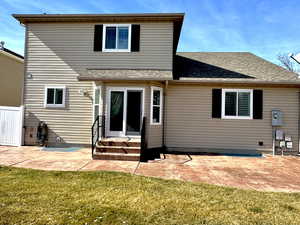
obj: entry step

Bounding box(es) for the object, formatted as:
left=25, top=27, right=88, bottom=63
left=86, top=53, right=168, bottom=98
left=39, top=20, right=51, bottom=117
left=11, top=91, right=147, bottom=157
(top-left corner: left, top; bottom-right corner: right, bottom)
left=96, top=145, right=140, bottom=154
left=98, top=137, right=140, bottom=147
left=93, top=152, right=140, bottom=161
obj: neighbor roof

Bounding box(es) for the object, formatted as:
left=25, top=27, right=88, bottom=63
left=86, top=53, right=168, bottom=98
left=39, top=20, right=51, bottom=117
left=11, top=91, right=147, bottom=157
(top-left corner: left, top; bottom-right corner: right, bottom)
left=174, top=52, right=300, bottom=84
left=13, top=13, right=184, bottom=54
left=0, top=47, right=24, bottom=62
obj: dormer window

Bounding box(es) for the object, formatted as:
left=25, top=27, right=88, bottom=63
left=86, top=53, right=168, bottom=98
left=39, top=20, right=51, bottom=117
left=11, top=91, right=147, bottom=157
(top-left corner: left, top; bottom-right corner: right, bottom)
left=103, top=24, right=131, bottom=52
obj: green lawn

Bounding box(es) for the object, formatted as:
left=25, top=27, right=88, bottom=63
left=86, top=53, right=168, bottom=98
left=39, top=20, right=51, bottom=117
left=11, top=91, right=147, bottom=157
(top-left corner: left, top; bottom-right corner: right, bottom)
left=0, top=166, right=300, bottom=225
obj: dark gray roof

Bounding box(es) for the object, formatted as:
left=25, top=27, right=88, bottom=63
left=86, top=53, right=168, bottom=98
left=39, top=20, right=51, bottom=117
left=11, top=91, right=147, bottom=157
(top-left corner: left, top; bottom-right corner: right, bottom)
left=174, top=52, right=299, bottom=83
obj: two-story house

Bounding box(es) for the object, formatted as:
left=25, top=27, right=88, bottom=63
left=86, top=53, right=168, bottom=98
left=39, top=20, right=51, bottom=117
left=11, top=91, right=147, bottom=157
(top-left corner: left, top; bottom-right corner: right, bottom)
left=13, top=13, right=300, bottom=161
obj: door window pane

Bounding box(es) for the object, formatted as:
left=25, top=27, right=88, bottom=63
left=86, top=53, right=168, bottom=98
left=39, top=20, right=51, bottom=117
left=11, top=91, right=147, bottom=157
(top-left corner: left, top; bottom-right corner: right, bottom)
left=225, top=92, right=237, bottom=116
left=47, top=88, right=54, bottom=104
left=118, top=27, right=129, bottom=49
left=110, top=91, right=124, bottom=131
left=105, top=27, right=116, bottom=49
left=238, top=92, right=250, bottom=116
left=55, top=89, right=63, bottom=104
left=126, top=91, right=141, bottom=133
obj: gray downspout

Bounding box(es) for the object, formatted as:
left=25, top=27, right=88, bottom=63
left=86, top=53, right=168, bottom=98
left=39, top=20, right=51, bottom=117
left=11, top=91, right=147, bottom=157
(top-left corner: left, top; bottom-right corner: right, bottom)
left=21, top=23, right=28, bottom=146
left=162, top=80, right=168, bottom=152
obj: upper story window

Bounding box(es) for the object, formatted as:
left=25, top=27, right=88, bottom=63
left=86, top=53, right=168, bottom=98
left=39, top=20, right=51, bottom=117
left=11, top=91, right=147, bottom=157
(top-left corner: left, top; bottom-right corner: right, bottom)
left=103, top=24, right=131, bottom=52
left=221, top=89, right=253, bottom=119
left=44, top=85, right=66, bottom=108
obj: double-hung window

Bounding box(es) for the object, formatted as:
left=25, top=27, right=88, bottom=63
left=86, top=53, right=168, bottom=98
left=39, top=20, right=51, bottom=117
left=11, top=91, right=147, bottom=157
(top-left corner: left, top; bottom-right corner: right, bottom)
left=44, top=86, right=66, bottom=108
left=103, top=24, right=131, bottom=52
left=222, top=89, right=253, bottom=119
left=150, top=87, right=163, bottom=125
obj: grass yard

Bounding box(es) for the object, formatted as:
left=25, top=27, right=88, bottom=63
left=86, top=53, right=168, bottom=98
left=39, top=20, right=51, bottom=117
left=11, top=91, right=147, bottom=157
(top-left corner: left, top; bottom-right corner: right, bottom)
left=0, top=166, right=300, bottom=225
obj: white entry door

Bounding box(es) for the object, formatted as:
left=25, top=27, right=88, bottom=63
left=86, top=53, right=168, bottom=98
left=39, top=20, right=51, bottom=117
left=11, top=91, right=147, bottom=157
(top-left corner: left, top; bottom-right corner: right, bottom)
left=106, top=87, right=144, bottom=137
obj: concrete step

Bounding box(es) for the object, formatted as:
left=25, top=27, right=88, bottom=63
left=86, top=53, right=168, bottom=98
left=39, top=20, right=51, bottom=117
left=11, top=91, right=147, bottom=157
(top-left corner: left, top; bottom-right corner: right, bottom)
left=96, top=145, right=141, bottom=154
left=98, top=139, right=140, bottom=147
left=93, top=152, right=140, bottom=161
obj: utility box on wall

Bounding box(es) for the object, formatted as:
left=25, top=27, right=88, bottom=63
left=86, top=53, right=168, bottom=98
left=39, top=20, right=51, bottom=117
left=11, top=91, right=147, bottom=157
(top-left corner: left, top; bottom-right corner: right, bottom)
left=272, top=110, right=283, bottom=126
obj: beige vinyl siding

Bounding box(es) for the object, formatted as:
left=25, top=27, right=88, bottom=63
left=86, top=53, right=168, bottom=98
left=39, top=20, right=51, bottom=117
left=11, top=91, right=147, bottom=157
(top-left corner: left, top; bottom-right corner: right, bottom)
left=24, top=21, right=171, bottom=145
left=27, top=22, right=173, bottom=71
left=97, top=81, right=163, bottom=148
left=165, top=85, right=299, bottom=152
left=0, top=53, right=23, bottom=107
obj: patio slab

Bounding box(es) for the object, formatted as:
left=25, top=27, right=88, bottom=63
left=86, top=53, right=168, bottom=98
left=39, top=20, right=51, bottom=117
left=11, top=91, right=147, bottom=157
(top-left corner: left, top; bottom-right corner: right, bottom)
left=1, top=146, right=300, bottom=192
left=81, top=160, right=138, bottom=173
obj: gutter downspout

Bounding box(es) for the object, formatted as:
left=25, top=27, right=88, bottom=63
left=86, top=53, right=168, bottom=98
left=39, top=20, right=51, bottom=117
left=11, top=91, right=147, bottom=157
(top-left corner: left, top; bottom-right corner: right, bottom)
left=21, top=23, right=28, bottom=146
left=162, top=80, right=168, bottom=152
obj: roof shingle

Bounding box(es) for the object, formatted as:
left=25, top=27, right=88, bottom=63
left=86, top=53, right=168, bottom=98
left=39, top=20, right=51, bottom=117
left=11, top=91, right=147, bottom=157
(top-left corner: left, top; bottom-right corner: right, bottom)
left=174, top=52, right=299, bottom=82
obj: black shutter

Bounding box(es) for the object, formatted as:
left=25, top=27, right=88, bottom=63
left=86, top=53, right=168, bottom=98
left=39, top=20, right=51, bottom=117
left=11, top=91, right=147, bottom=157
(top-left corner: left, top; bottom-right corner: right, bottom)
left=253, top=90, right=263, bottom=119
left=212, top=89, right=222, bottom=118
left=131, top=24, right=140, bottom=52
left=94, top=25, right=103, bottom=51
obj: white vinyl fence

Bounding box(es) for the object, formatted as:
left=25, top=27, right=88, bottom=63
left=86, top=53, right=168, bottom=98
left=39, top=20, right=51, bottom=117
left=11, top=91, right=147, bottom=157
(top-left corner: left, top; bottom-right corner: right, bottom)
left=0, top=106, right=23, bottom=146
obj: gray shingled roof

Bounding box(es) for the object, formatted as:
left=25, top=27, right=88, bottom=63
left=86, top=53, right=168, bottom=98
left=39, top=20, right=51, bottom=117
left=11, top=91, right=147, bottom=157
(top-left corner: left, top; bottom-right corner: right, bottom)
left=78, top=69, right=172, bottom=81
left=78, top=52, right=299, bottom=84
left=174, top=52, right=299, bottom=83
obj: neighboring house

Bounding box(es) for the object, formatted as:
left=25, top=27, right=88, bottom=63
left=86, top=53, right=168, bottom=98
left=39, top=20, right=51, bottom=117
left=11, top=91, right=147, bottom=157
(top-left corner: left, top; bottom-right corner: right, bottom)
left=13, top=13, right=300, bottom=160
left=0, top=43, right=24, bottom=107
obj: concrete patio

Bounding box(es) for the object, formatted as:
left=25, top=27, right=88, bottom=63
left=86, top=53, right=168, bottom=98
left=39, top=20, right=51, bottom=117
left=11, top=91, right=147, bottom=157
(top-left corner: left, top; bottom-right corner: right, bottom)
left=1, top=145, right=300, bottom=192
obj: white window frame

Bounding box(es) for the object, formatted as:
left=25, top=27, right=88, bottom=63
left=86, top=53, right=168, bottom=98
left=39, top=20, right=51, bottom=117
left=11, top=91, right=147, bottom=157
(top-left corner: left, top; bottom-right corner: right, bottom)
left=102, top=24, right=132, bottom=52
left=44, top=85, right=66, bottom=108
left=93, top=84, right=101, bottom=121
left=221, top=89, right=253, bottom=119
left=150, top=86, right=163, bottom=125
left=106, top=86, right=145, bottom=137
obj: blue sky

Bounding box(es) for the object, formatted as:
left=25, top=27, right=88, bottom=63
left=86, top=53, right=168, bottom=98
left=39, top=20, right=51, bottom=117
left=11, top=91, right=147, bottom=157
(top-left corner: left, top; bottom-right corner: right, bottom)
left=1, top=0, right=300, bottom=64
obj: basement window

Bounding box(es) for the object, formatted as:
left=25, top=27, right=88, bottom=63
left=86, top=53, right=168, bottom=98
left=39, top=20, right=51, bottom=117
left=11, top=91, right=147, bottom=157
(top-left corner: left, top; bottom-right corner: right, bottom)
left=222, top=89, right=253, bottom=119
left=44, top=86, right=66, bottom=108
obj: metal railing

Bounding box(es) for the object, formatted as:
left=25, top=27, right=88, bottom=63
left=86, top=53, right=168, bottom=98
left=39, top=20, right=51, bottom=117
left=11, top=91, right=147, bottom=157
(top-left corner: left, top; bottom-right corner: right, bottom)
left=91, top=115, right=100, bottom=157
left=91, top=115, right=105, bottom=157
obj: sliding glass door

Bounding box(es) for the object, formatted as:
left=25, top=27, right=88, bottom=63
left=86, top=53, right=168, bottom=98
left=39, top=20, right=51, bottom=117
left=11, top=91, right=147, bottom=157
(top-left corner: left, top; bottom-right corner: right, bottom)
left=106, top=87, right=143, bottom=137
